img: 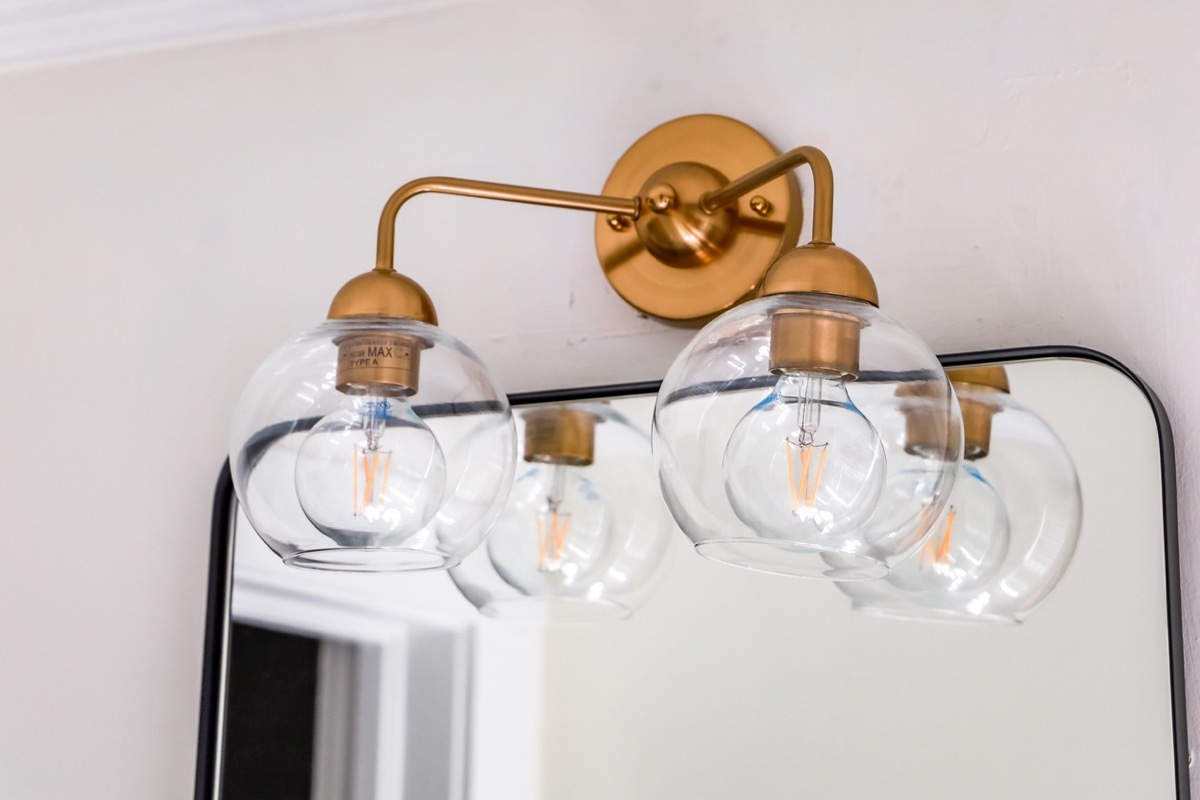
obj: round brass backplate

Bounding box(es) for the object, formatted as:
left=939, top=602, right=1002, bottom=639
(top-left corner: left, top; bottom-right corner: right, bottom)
left=595, top=114, right=802, bottom=323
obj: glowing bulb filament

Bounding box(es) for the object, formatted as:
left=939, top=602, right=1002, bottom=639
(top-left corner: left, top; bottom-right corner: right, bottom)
left=536, top=510, right=572, bottom=572
left=353, top=446, right=393, bottom=516
left=919, top=506, right=957, bottom=567
left=785, top=437, right=828, bottom=513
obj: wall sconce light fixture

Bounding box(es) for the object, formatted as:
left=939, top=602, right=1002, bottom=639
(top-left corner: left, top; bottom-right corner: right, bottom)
left=230, top=115, right=960, bottom=576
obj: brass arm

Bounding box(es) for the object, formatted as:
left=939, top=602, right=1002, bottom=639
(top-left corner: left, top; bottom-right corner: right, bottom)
left=701, top=146, right=834, bottom=245
left=376, top=177, right=641, bottom=271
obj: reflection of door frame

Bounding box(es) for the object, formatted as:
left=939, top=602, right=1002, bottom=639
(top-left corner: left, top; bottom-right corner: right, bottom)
left=232, top=564, right=471, bottom=800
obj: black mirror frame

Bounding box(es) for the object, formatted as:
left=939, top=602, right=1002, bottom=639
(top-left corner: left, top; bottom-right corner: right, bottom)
left=193, top=345, right=1188, bottom=800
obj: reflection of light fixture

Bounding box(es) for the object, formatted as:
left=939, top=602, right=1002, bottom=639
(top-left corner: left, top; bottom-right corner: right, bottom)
left=449, top=404, right=672, bottom=622
left=231, top=114, right=959, bottom=575
left=840, top=366, right=1083, bottom=623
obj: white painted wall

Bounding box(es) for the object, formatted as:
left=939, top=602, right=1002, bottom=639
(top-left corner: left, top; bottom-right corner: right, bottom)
left=0, top=0, right=1195, bottom=797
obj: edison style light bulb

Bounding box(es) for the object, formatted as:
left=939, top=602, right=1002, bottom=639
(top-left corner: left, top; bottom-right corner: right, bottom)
left=724, top=371, right=887, bottom=543
left=485, top=461, right=613, bottom=594
left=885, top=462, right=1010, bottom=593
left=295, top=393, right=447, bottom=545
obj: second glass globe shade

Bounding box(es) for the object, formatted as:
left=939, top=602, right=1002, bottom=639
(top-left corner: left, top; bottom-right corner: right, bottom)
left=654, top=293, right=962, bottom=580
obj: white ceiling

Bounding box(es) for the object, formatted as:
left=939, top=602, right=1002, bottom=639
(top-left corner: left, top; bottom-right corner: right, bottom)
left=0, top=0, right=463, bottom=71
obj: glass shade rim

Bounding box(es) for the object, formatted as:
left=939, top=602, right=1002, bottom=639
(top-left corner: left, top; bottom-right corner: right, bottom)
left=479, top=596, right=632, bottom=623
left=693, top=538, right=889, bottom=581
left=282, top=545, right=458, bottom=572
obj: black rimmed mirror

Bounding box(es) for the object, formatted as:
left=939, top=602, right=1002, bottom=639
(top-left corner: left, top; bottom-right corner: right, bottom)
left=195, top=346, right=1187, bottom=800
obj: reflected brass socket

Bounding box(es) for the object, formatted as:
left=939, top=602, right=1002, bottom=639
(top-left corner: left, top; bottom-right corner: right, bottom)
left=900, top=367, right=1010, bottom=459
left=335, top=333, right=422, bottom=397
left=769, top=309, right=862, bottom=378
left=948, top=366, right=1010, bottom=460
left=523, top=408, right=597, bottom=467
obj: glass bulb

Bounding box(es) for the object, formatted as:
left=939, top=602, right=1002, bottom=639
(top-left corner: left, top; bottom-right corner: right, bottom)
left=485, top=462, right=614, bottom=596
left=294, top=394, right=447, bottom=546
left=886, top=462, right=1011, bottom=593
left=723, top=372, right=887, bottom=545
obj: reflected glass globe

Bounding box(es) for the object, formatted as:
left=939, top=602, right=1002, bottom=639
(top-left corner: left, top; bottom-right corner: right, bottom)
left=449, top=403, right=673, bottom=623
left=486, top=462, right=615, bottom=594
left=840, top=379, right=1082, bottom=623
left=885, top=462, right=1010, bottom=594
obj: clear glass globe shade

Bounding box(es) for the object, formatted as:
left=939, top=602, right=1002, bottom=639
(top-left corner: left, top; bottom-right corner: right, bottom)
left=885, top=462, right=1010, bottom=594
left=724, top=372, right=886, bottom=542
left=230, top=317, right=515, bottom=572
left=654, top=293, right=961, bottom=581
left=295, top=396, right=447, bottom=545
left=486, top=463, right=615, bottom=595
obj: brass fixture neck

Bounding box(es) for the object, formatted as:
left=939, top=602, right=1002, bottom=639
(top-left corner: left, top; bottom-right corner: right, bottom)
left=523, top=407, right=598, bottom=467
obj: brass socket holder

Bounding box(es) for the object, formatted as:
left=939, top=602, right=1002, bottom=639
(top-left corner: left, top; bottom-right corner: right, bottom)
left=522, top=407, right=598, bottom=467
left=899, top=366, right=1010, bottom=460
left=334, top=333, right=423, bottom=397
left=949, top=366, right=1010, bottom=460
left=768, top=309, right=863, bottom=378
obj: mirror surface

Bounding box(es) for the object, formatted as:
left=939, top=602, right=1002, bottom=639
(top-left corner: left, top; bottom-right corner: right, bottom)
left=210, top=353, right=1182, bottom=800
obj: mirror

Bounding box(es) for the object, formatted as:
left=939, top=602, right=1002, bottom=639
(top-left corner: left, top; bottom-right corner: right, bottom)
left=195, top=348, right=1186, bottom=800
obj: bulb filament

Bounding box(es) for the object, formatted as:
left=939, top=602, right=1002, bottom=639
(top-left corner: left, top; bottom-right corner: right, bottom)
left=536, top=508, right=571, bottom=572
left=353, top=399, right=393, bottom=516
left=919, top=506, right=957, bottom=568
left=785, top=438, right=828, bottom=514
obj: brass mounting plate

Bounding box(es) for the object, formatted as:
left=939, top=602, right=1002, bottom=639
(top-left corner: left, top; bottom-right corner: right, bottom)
left=595, top=114, right=802, bottom=323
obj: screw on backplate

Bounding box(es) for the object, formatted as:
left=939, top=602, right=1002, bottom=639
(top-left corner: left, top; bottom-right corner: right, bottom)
left=749, top=195, right=773, bottom=216
left=606, top=214, right=632, bottom=232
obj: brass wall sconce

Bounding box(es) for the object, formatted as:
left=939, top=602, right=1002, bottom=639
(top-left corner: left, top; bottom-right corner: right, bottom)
left=230, top=114, right=959, bottom=579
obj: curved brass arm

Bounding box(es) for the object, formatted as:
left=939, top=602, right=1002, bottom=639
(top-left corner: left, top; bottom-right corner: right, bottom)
left=701, top=146, right=834, bottom=245
left=375, top=177, right=641, bottom=271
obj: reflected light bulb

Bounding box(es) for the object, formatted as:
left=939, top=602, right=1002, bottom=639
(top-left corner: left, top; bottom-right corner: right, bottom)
left=487, top=462, right=614, bottom=595
left=724, top=372, right=887, bottom=543
left=295, top=394, right=447, bottom=544
left=887, top=462, right=1010, bottom=593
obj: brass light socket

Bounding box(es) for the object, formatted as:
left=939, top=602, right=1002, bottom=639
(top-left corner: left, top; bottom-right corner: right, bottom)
left=523, top=408, right=598, bottom=467
left=948, top=366, right=1010, bottom=460
left=958, top=396, right=999, bottom=460
left=335, top=333, right=423, bottom=397
left=769, top=309, right=863, bottom=378
left=900, top=366, right=1010, bottom=460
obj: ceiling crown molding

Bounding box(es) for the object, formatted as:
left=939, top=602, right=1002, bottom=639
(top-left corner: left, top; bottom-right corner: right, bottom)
left=0, top=0, right=472, bottom=73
